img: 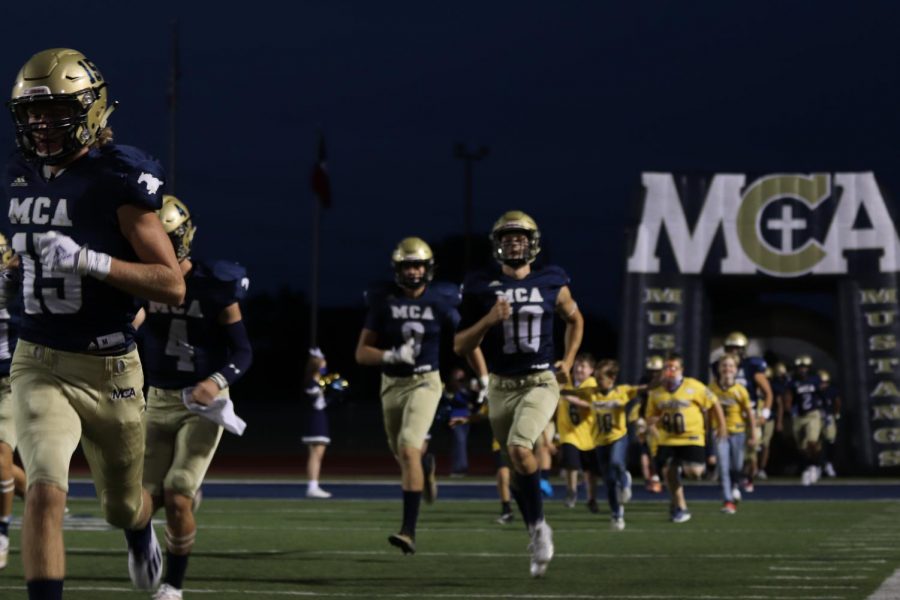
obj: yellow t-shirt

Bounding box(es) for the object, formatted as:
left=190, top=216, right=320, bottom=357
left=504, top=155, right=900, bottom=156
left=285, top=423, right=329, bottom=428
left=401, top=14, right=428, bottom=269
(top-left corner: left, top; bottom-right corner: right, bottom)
left=709, top=379, right=752, bottom=434
left=557, top=376, right=598, bottom=451
left=589, top=384, right=639, bottom=446
left=646, top=377, right=716, bottom=447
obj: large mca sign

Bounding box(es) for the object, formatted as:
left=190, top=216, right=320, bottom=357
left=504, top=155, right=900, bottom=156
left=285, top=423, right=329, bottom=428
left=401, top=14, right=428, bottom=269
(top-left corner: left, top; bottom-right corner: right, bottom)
left=627, top=172, right=900, bottom=277
left=619, top=171, right=900, bottom=472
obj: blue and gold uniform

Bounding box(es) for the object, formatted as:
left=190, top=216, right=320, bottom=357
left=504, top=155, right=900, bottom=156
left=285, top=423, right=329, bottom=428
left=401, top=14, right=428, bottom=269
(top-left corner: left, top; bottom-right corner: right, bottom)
left=141, top=260, right=249, bottom=389
left=7, top=145, right=164, bottom=353
left=365, top=280, right=461, bottom=454
left=790, top=373, right=823, bottom=447
left=365, top=281, right=461, bottom=377
left=459, top=264, right=568, bottom=451
left=140, top=259, right=249, bottom=500
left=5, top=143, right=164, bottom=528
left=460, top=265, right=567, bottom=377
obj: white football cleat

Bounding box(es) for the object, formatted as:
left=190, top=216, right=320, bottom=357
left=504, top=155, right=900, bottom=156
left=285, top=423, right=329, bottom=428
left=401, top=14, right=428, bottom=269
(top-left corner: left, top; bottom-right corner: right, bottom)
left=153, top=583, right=183, bottom=599
left=528, top=521, right=554, bottom=578
left=127, top=524, right=163, bottom=590
left=0, top=533, right=8, bottom=569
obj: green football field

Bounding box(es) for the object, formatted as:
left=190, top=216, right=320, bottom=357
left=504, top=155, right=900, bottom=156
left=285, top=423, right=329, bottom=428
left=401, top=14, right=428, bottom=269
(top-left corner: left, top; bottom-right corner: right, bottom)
left=1, top=496, right=899, bottom=599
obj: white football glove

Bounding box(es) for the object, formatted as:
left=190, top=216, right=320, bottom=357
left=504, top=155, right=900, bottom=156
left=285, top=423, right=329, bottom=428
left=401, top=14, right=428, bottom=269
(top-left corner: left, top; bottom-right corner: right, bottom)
left=760, top=407, right=772, bottom=421
left=37, top=231, right=111, bottom=280
left=382, top=337, right=417, bottom=366
left=474, top=374, right=489, bottom=405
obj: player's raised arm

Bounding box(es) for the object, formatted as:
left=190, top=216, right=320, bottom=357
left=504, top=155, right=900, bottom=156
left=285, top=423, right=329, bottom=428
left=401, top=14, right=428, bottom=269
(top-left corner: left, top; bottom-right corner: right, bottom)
left=554, top=285, right=583, bottom=375
left=453, top=295, right=511, bottom=356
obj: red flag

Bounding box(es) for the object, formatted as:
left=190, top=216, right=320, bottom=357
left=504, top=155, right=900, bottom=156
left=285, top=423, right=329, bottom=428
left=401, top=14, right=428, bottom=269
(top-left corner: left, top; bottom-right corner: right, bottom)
left=310, top=133, right=331, bottom=208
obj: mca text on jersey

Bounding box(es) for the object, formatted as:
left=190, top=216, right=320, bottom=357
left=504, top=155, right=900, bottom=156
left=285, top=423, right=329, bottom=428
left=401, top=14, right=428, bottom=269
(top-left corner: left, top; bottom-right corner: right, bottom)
left=494, top=287, right=545, bottom=303
left=390, top=305, right=435, bottom=320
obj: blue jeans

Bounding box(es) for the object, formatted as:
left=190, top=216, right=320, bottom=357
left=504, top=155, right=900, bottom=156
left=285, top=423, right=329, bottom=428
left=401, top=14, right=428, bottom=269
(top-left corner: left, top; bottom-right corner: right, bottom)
left=596, top=436, right=629, bottom=515
left=717, top=433, right=745, bottom=502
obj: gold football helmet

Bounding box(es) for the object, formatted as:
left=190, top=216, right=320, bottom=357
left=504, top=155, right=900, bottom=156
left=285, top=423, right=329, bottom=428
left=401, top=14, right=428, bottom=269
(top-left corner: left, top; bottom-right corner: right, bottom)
left=724, top=331, right=748, bottom=350
left=0, top=233, right=14, bottom=269
left=158, top=195, right=196, bottom=261
left=8, top=48, right=116, bottom=165
left=794, top=354, right=813, bottom=368
left=773, top=362, right=788, bottom=377
left=491, top=210, right=541, bottom=267
left=818, top=369, right=830, bottom=383
left=391, top=237, right=434, bottom=289
left=645, top=355, right=664, bottom=371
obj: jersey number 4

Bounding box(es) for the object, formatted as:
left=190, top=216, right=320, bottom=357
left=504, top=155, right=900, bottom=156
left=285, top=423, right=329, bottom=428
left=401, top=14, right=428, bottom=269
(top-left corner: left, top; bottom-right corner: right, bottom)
left=165, top=318, right=196, bottom=372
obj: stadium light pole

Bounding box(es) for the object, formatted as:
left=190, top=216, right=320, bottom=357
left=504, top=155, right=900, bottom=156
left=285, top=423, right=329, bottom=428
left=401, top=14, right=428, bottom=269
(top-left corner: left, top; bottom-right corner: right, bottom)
left=454, top=143, right=490, bottom=271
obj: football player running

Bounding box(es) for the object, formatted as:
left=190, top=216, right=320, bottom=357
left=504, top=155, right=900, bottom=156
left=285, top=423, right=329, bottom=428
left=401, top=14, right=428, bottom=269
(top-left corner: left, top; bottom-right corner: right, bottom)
left=0, top=233, right=26, bottom=570
left=785, top=355, right=823, bottom=485
left=356, top=237, right=487, bottom=555
left=132, top=196, right=251, bottom=599
left=4, top=49, right=185, bottom=599
left=709, top=353, right=756, bottom=514
left=647, top=353, right=726, bottom=523
left=454, top=211, right=583, bottom=577
left=817, top=370, right=841, bottom=477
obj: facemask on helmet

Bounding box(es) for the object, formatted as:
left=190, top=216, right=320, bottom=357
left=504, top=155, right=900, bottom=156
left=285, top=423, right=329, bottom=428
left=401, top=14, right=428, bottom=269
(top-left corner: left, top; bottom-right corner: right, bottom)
left=391, top=237, right=434, bottom=289
left=490, top=210, right=541, bottom=268
left=8, top=48, right=116, bottom=165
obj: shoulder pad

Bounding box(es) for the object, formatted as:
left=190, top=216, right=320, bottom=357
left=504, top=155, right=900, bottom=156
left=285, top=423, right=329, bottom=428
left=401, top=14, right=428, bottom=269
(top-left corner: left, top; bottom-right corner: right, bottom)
left=99, top=145, right=167, bottom=210
left=533, top=265, right=570, bottom=287
left=428, top=281, right=462, bottom=306
left=196, top=260, right=249, bottom=303
left=363, top=281, right=396, bottom=308
left=747, top=356, right=768, bottom=371
left=461, top=269, right=495, bottom=295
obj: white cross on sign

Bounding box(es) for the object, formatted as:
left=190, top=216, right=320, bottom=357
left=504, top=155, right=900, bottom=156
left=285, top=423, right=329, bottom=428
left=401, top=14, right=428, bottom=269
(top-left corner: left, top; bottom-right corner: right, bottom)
left=766, top=204, right=807, bottom=252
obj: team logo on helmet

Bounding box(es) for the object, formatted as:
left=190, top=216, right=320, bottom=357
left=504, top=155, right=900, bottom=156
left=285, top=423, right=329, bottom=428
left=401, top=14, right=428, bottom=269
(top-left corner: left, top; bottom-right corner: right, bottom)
left=8, top=48, right=116, bottom=165
left=158, top=195, right=196, bottom=261
left=391, top=237, right=434, bottom=290
left=490, top=210, right=541, bottom=267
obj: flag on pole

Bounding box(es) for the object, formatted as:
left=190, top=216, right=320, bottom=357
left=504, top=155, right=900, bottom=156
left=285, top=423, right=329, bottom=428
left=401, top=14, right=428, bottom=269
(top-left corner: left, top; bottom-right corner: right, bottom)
left=310, top=133, right=331, bottom=208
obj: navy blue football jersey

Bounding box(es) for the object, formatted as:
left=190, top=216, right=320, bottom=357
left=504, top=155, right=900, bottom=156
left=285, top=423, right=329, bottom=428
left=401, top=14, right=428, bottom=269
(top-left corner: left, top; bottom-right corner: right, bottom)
left=3, top=145, right=166, bottom=352
left=0, top=294, right=22, bottom=377
left=711, top=355, right=768, bottom=407
left=459, top=265, right=568, bottom=376
left=820, top=385, right=839, bottom=414
left=790, top=374, right=822, bottom=417
left=140, top=259, right=249, bottom=389
left=363, top=281, right=461, bottom=377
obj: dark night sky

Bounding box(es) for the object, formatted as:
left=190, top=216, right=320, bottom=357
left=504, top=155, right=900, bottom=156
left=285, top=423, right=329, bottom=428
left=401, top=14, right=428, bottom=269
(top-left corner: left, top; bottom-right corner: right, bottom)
left=3, top=1, right=900, bottom=325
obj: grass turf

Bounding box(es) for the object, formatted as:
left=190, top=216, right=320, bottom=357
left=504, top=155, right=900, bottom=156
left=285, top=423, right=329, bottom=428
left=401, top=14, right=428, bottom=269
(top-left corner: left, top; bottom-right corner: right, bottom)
left=1, top=496, right=899, bottom=599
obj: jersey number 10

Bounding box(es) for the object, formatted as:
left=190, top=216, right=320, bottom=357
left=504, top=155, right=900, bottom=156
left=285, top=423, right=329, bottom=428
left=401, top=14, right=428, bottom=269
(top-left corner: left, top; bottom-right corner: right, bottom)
left=502, top=305, right=544, bottom=354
